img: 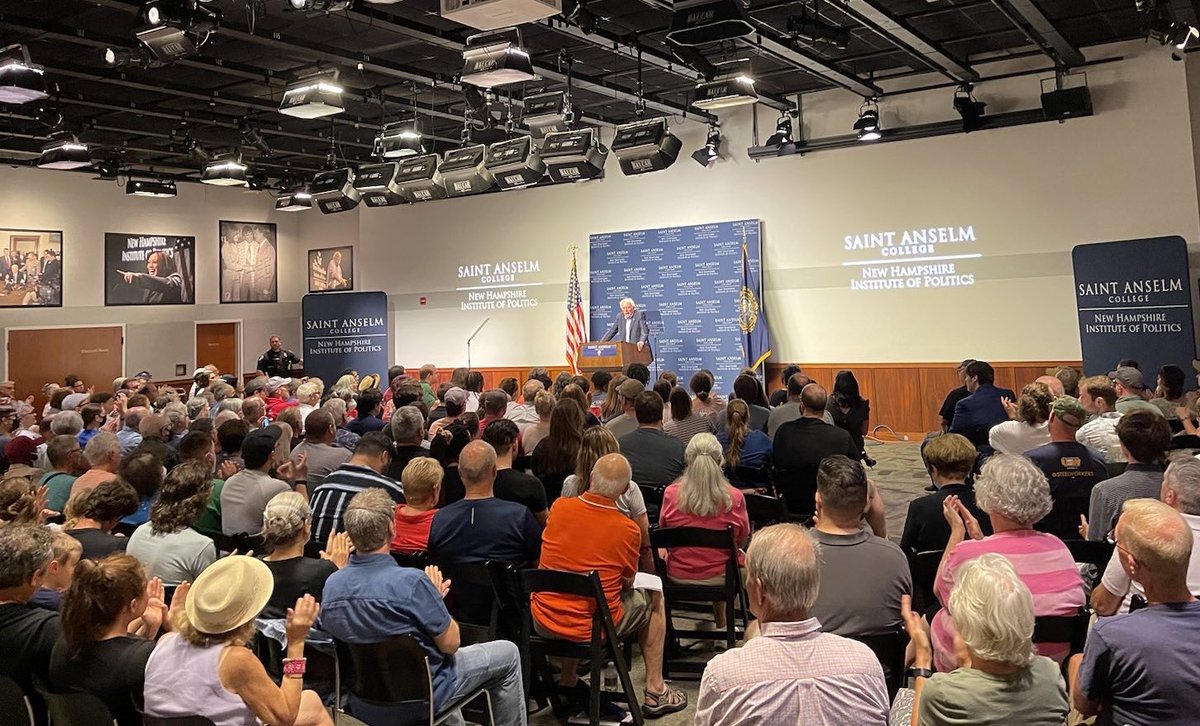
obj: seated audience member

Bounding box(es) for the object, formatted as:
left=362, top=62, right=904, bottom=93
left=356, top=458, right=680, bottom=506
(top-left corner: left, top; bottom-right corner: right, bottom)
left=717, top=399, right=772, bottom=477
left=242, top=395, right=269, bottom=431
left=1048, top=365, right=1081, bottom=398
left=695, top=524, right=888, bottom=725
left=561, top=426, right=651, bottom=567
left=772, top=384, right=859, bottom=515
left=767, top=373, right=811, bottom=438
left=143, top=556, right=332, bottom=725
left=220, top=425, right=296, bottom=536
left=506, top=379, right=544, bottom=434
left=126, top=460, right=217, bottom=584
left=70, top=431, right=122, bottom=500
left=428, top=386, right=468, bottom=439
left=0, top=525, right=64, bottom=696
left=1150, top=364, right=1188, bottom=420
left=0, top=475, right=45, bottom=528
left=808, top=456, right=909, bottom=662
left=664, top=387, right=715, bottom=446
left=476, top=390, right=510, bottom=439
left=532, top=399, right=584, bottom=503
left=1085, top=410, right=1171, bottom=540
left=590, top=371, right=611, bottom=409
left=265, top=377, right=298, bottom=420
left=559, top=384, right=600, bottom=428
left=318, top=488, right=526, bottom=725
left=598, top=376, right=626, bottom=423
left=426, top=382, right=451, bottom=424
left=604, top=378, right=644, bottom=439
left=117, top=451, right=165, bottom=529
left=1026, top=396, right=1107, bottom=493
left=346, top=389, right=386, bottom=436
left=290, top=410, right=351, bottom=490
left=50, top=554, right=168, bottom=726
left=309, top=432, right=403, bottom=545
left=66, top=480, right=140, bottom=559
left=30, top=531, right=82, bottom=611
left=767, top=364, right=800, bottom=408
left=215, top=417, right=249, bottom=473
left=901, top=434, right=992, bottom=555
left=386, top=406, right=430, bottom=480
left=294, top=380, right=322, bottom=425
left=1072, top=498, right=1200, bottom=724
left=78, top=403, right=106, bottom=448
left=131, top=413, right=180, bottom=470
left=933, top=455, right=1086, bottom=672
left=482, top=419, right=548, bottom=524
left=659, top=433, right=749, bottom=630
left=392, top=457, right=443, bottom=553
left=950, top=361, right=1017, bottom=454
left=689, top=370, right=725, bottom=419
left=1076, top=374, right=1124, bottom=462
left=988, top=381, right=1053, bottom=456
left=41, top=434, right=84, bottom=513
left=827, top=370, right=872, bottom=462
left=178, top=430, right=228, bottom=538
left=428, top=441, right=542, bottom=567
left=521, top=390, right=555, bottom=454
left=320, top=398, right=361, bottom=452
left=619, top=391, right=687, bottom=491
left=902, top=554, right=1069, bottom=726
left=937, top=360, right=975, bottom=432
left=430, top=420, right=472, bottom=505
left=1093, top=457, right=1200, bottom=615
left=1110, top=365, right=1164, bottom=416
left=462, top=371, right=485, bottom=414
left=534, top=454, right=687, bottom=718
left=261, top=491, right=348, bottom=619
left=1034, top=374, right=1066, bottom=398
left=116, top=407, right=146, bottom=457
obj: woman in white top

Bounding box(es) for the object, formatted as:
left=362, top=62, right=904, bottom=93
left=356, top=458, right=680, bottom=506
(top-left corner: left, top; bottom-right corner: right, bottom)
left=988, top=381, right=1053, bottom=455
left=561, top=426, right=651, bottom=569
left=127, top=460, right=217, bottom=584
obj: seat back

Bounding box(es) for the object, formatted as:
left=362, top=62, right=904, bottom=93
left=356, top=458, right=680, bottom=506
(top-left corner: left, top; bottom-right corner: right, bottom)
left=439, top=560, right=501, bottom=640
left=0, top=675, right=33, bottom=726
left=846, top=629, right=908, bottom=701
left=743, top=493, right=786, bottom=531
left=40, top=690, right=115, bottom=726
left=1032, top=607, right=1092, bottom=655
left=639, top=484, right=664, bottom=525
left=909, top=549, right=944, bottom=615
left=390, top=550, right=430, bottom=569
left=340, top=635, right=431, bottom=704
left=728, top=465, right=772, bottom=489
left=770, top=466, right=816, bottom=517
left=1066, top=539, right=1115, bottom=569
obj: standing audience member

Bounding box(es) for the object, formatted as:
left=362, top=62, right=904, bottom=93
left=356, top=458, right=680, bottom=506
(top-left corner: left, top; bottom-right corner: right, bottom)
left=521, top=390, right=555, bottom=455
left=988, top=382, right=1053, bottom=456
left=261, top=491, right=348, bottom=619
left=321, top=398, right=361, bottom=452
left=309, top=432, right=403, bottom=545
left=392, top=457, right=443, bottom=553
left=41, top=434, right=84, bottom=513
left=30, top=531, right=82, bottom=611
left=619, top=391, right=687, bottom=491
left=1149, top=364, right=1188, bottom=420
left=116, top=407, right=146, bottom=457
left=664, top=387, right=715, bottom=446
left=0, top=525, right=63, bottom=697
left=428, top=387, right=468, bottom=440
left=116, top=451, right=165, bottom=529
left=1085, top=410, right=1171, bottom=540
left=1072, top=498, right=1200, bottom=724
left=318, top=488, right=527, bottom=726
left=902, top=554, right=1069, bottom=726
left=949, top=361, right=1016, bottom=454
left=126, top=460, right=217, bottom=584
left=604, top=378, right=644, bottom=439
left=1076, top=375, right=1124, bottom=462
left=695, top=524, right=888, bottom=725
left=65, top=480, right=140, bottom=559
left=901, top=434, right=992, bottom=555
left=386, top=406, right=431, bottom=480
left=70, top=431, right=122, bottom=499
left=1110, top=366, right=1163, bottom=416
left=346, top=389, right=386, bottom=436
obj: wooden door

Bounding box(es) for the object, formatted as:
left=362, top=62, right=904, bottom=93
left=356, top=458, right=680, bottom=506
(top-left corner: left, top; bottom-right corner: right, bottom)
left=7, top=326, right=124, bottom=409
left=196, top=322, right=239, bottom=379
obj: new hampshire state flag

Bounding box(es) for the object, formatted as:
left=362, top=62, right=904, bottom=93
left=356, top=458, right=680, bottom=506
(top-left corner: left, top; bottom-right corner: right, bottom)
left=739, top=231, right=773, bottom=369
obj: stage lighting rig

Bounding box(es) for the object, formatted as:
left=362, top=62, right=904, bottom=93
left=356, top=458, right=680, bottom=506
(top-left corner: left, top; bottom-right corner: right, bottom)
left=135, top=0, right=221, bottom=63
left=691, top=122, right=722, bottom=167
left=786, top=0, right=850, bottom=50
left=0, top=44, right=49, bottom=104
left=285, top=0, right=354, bottom=11
left=953, top=84, right=987, bottom=133
left=854, top=98, right=881, bottom=142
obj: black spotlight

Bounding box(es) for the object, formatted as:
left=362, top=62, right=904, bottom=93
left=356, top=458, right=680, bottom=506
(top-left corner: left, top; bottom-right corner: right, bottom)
left=854, top=99, right=881, bottom=142
left=766, top=115, right=794, bottom=151
left=953, top=85, right=987, bottom=133
left=691, top=122, right=722, bottom=167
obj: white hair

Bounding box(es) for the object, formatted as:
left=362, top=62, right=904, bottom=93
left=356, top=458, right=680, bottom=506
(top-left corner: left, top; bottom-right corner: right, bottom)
left=50, top=411, right=83, bottom=436
left=619, top=297, right=635, bottom=308
left=746, top=524, right=819, bottom=619
left=678, top=433, right=731, bottom=518
left=949, top=553, right=1036, bottom=667
left=974, top=454, right=1053, bottom=527
left=1166, top=457, right=1200, bottom=515
left=590, top=455, right=632, bottom=499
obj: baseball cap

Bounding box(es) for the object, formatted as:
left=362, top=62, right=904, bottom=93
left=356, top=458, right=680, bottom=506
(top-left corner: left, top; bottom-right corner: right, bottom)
left=241, top=425, right=283, bottom=469
left=134, top=371, right=153, bottom=380
left=61, top=393, right=89, bottom=411
left=1107, top=366, right=1145, bottom=390
left=4, top=435, right=43, bottom=466
left=444, top=387, right=468, bottom=407
left=265, top=376, right=292, bottom=394
left=1050, top=396, right=1087, bottom=428
left=617, top=378, right=644, bottom=399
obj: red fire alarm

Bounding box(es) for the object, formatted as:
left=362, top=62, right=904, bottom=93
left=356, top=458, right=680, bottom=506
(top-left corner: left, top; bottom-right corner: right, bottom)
left=419, top=296, right=427, bottom=306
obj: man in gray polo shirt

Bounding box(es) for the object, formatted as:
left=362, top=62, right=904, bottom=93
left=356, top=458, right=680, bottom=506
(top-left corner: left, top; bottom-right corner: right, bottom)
left=766, top=373, right=834, bottom=439
left=1085, top=410, right=1171, bottom=540
left=618, top=392, right=685, bottom=490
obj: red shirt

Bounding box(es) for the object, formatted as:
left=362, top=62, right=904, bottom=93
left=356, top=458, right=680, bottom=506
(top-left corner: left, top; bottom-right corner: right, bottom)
left=391, top=508, right=437, bottom=553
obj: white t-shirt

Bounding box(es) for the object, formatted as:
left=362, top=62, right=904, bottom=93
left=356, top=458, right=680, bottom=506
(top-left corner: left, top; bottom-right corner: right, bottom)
left=1076, top=412, right=1126, bottom=463
left=1100, top=512, right=1200, bottom=613
left=988, top=420, right=1050, bottom=456
left=561, top=473, right=648, bottom=519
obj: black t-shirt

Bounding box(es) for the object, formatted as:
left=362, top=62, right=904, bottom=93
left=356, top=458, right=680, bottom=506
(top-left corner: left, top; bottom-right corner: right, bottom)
left=0, top=602, right=61, bottom=693
left=1025, top=441, right=1108, bottom=496
left=440, top=467, right=465, bottom=506
left=494, top=468, right=548, bottom=517
left=65, top=528, right=128, bottom=560
left=939, top=386, right=971, bottom=425
left=769, top=388, right=788, bottom=408
left=262, top=556, right=339, bottom=619
left=772, top=418, right=859, bottom=515
left=386, top=446, right=433, bottom=481
left=827, top=397, right=870, bottom=455
left=49, top=635, right=155, bottom=726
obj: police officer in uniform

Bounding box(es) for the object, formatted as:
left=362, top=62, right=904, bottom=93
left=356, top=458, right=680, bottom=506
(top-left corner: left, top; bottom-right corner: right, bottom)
left=256, top=335, right=301, bottom=378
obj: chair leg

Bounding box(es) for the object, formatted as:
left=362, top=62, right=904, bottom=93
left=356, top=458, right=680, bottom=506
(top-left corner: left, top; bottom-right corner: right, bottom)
left=588, top=641, right=603, bottom=726
left=611, top=642, right=645, bottom=726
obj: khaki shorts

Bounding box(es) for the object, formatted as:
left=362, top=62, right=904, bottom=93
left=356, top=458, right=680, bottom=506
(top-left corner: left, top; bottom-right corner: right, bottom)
left=534, top=588, right=654, bottom=641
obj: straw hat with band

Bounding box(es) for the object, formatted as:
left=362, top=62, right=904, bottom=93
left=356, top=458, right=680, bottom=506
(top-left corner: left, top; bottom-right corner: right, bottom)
left=185, top=555, right=274, bottom=635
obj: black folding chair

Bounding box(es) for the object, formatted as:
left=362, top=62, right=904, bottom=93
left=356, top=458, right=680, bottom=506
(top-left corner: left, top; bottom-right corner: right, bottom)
left=390, top=550, right=430, bottom=569
left=1066, top=539, right=1115, bottom=569
left=37, top=689, right=116, bottom=726
left=1033, top=606, right=1093, bottom=676
left=771, top=466, right=817, bottom=519
left=639, top=485, right=664, bottom=526
left=438, top=560, right=504, bottom=645
left=909, top=549, right=944, bottom=617
left=649, top=525, right=748, bottom=679
left=486, top=562, right=550, bottom=711
left=846, top=628, right=909, bottom=702
left=743, top=493, right=787, bottom=532
left=0, top=675, right=34, bottom=726
left=336, top=635, right=494, bottom=726
left=519, top=569, right=645, bottom=726
left=251, top=630, right=341, bottom=711
left=727, top=465, right=772, bottom=492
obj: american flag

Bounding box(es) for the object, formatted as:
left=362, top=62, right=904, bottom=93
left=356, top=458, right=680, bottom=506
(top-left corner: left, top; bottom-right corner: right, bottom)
left=565, top=247, right=587, bottom=374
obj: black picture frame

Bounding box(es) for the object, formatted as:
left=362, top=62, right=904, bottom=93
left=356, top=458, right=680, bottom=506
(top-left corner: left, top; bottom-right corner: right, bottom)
left=0, top=228, right=64, bottom=309
left=219, top=220, right=279, bottom=304
left=104, top=233, right=196, bottom=307
left=308, top=246, right=354, bottom=293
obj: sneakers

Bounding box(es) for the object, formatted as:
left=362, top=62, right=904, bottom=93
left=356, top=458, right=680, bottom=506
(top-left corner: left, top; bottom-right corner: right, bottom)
left=642, top=684, right=687, bottom=719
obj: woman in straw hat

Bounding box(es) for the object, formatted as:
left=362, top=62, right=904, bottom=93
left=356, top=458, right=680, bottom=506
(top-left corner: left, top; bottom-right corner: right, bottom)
left=142, top=555, right=332, bottom=725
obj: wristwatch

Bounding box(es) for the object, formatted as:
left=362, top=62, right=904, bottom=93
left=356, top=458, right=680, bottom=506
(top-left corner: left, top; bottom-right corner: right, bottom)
left=906, top=666, right=933, bottom=680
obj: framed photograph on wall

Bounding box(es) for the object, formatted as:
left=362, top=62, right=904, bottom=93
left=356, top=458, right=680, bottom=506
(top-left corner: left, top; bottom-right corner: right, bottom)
left=0, top=228, right=63, bottom=308
left=308, top=246, right=354, bottom=293
left=219, top=221, right=278, bottom=303
left=104, top=233, right=196, bottom=306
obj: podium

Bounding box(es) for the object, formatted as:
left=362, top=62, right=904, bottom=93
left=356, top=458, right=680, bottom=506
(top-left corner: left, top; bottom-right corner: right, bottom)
left=579, top=341, right=652, bottom=373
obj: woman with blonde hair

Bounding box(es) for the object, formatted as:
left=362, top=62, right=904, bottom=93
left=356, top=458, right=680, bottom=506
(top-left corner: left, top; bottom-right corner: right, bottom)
left=0, top=475, right=45, bottom=526
left=561, top=426, right=651, bottom=566
left=143, top=556, right=333, bottom=726
left=261, top=491, right=349, bottom=619
left=902, top=553, right=1069, bottom=725
left=988, top=381, right=1053, bottom=455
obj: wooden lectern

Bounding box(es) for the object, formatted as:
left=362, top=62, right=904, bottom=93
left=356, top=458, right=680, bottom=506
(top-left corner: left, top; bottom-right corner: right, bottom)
left=579, top=341, right=652, bottom=373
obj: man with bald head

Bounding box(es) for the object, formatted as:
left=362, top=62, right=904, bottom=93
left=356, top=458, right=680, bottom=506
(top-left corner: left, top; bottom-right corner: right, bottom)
left=1035, top=375, right=1065, bottom=398
left=696, top=524, right=888, bottom=725
left=1072, top=498, right=1200, bottom=724
left=767, top=373, right=835, bottom=439
left=427, top=440, right=542, bottom=567
left=534, top=453, right=687, bottom=719
left=771, top=384, right=860, bottom=516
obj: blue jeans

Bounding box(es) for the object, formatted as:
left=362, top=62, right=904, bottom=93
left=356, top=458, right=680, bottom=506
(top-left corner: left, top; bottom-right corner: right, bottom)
left=442, top=640, right=526, bottom=726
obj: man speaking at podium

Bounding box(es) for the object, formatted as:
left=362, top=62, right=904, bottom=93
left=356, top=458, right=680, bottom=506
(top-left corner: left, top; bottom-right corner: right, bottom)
left=600, top=297, right=651, bottom=357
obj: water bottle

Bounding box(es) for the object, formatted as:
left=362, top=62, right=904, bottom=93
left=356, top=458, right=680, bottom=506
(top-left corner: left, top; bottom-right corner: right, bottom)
left=602, top=662, right=618, bottom=692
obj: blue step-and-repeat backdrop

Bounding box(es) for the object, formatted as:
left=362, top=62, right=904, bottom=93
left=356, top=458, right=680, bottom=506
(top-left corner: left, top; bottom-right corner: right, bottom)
left=589, top=219, right=763, bottom=394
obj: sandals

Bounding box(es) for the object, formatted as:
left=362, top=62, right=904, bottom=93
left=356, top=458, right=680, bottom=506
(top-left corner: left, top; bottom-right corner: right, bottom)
left=642, top=684, right=687, bottom=718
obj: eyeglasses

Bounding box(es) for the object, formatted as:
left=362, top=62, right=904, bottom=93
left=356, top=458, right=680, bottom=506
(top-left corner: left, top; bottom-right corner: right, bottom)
left=1105, top=528, right=1131, bottom=555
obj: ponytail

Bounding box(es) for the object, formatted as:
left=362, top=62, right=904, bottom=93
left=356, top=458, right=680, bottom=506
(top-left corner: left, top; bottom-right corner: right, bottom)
left=61, top=555, right=146, bottom=658
left=725, top=400, right=750, bottom=469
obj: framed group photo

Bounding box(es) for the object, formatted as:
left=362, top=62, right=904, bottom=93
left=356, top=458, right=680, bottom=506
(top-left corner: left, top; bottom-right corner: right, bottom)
left=104, top=233, right=195, bottom=306
left=0, top=228, right=63, bottom=308
left=309, top=246, right=354, bottom=293
left=220, top=221, right=278, bottom=303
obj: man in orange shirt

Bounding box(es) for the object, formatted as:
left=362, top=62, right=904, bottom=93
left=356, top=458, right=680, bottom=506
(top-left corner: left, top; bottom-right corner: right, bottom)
left=532, top=453, right=687, bottom=719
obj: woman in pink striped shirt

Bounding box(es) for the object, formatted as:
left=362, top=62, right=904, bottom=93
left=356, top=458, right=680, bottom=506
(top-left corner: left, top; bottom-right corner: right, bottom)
left=932, top=454, right=1085, bottom=672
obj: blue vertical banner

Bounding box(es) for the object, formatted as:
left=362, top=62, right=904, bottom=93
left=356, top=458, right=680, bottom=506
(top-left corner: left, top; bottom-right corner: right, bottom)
left=302, top=291, right=390, bottom=386
left=1072, top=236, right=1195, bottom=377
left=589, top=220, right=765, bottom=393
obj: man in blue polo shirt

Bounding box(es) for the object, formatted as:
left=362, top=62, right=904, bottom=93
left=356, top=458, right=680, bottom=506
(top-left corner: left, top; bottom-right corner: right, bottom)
left=320, top=487, right=527, bottom=726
